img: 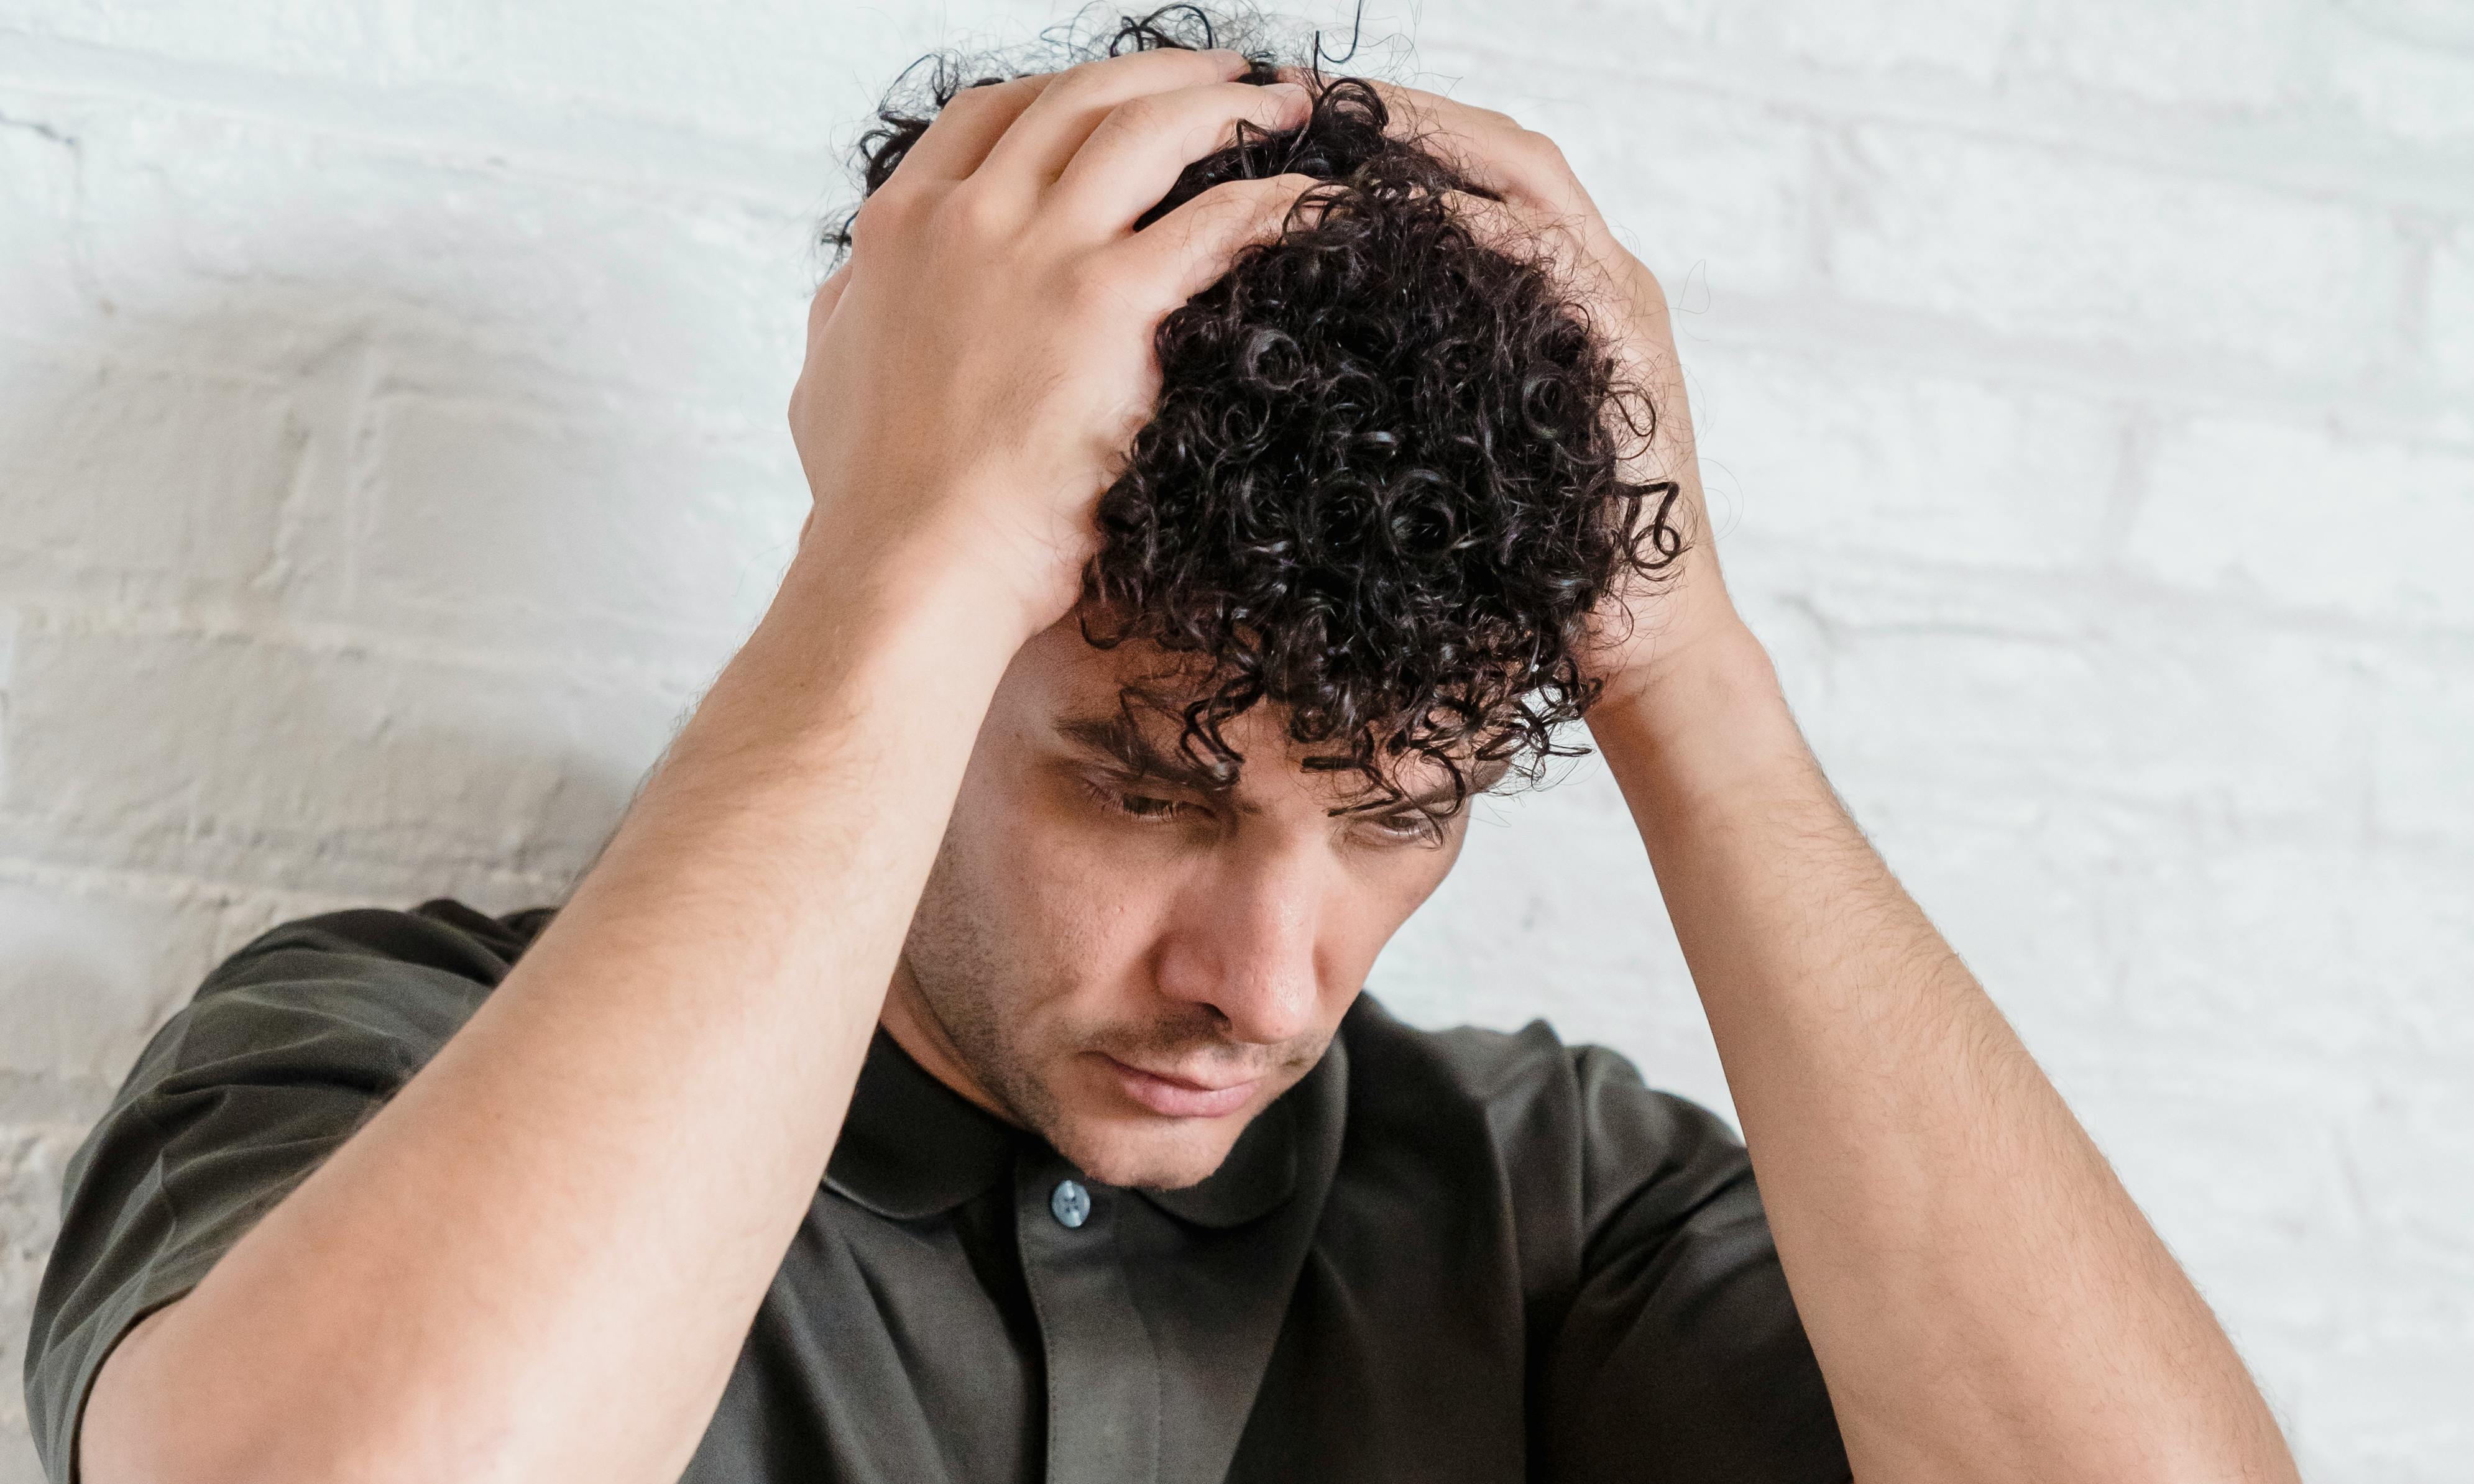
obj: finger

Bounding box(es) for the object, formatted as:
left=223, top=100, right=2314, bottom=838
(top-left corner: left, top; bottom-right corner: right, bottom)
left=1279, top=67, right=1520, bottom=148
left=1437, top=186, right=1586, bottom=280
left=893, top=74, right=1059, bottom=183
left=1436, top=185, right=1657, bottom=350
left=1106, top=172, right=1325, bottom=311
left=1437, top=186, right=1527, bottom=254
left=1049, top=80, right=1311, bottom=232
left=1283, top=68, right=1574, bottom=215
left=978, top=46, right=1251, bottom=188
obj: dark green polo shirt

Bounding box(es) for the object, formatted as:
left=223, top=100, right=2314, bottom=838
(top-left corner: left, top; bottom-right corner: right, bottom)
left=24, top=899, right=1849, bottom=1483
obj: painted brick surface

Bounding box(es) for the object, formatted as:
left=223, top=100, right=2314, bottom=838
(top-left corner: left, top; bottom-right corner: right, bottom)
left=2, top=2, right=2468, bottom=1480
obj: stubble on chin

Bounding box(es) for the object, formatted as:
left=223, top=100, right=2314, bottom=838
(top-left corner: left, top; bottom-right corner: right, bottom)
left=932, top=983, right=1328, bottom=1191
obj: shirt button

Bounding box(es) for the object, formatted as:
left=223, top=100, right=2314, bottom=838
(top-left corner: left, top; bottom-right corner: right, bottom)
left=1050, top=1178, right=1091, bottom=1229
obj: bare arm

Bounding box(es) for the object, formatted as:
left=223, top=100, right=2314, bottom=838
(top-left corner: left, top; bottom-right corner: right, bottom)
left=1589, top=624, right=2298, bottom=1484
left=1341, top=76, right=2302, bottom=1484
left=78, top=50, right=1314, bottom=1484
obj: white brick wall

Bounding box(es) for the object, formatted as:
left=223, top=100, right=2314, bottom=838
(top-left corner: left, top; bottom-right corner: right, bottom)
left=2, top=1, right=2468, bottom=1478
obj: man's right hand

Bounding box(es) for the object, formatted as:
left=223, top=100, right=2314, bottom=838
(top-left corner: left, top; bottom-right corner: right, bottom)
left=77, top=46, right=1319, bottom=1484
left=787, top=47, right=1317, bottom=647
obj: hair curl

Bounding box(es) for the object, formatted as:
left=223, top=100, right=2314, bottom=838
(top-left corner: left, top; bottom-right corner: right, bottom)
left=827, top=4, right=1684, bottom=818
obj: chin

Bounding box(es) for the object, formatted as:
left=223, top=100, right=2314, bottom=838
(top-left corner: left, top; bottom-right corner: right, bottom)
left=1047, top=1109, right=1248, bottom=1191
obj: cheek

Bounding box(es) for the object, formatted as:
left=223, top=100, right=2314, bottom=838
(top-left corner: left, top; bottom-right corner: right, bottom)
left=970, top=790, right=1176, bottom=1009
left=1323, top=874, right=1432, bottom=984
left=1319, top=840, right=1465, bottom=983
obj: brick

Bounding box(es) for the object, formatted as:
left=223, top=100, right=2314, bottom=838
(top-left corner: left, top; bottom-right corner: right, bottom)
left=1690, top=344, right=2127, bottom=570
left=2334, top=0, right=2474, bottom=47
left=0, top=0, right=1075, bottom=149
left=2365, top=644, right=2474, bottom=846
left=1833, top=797, right=2128, bottom=1047
left=1468, top=65, right=1818, bottom=301
left=0, top=874, right=224, bottom=1082
left=1822, top=123, right=2394, bottom=377
left=0, top=620, right=686, bottom=899
left=1721, top=0, right=2020, bottom=85
left=2327, top=22, right=2474, bottom=148
left=0, top=109, right=84, bottom=347
left=2094, top=837, right=2474, bottom=1065
left=0, top=865, right=374, bottom=1097
left=38, top=95, right=811, bottom=413
left=2282, top=1281, right=2474, bottom=1482
left=1736, top=562, right=2378, bottom=830
left=352, top=391, right=804, bottom=661
left=2125, top=415, right=2474, bottom=631
left=0, top=0, right=397, bottom=81
left=2009, top=0, right=2303, bottom=112
left=2429, top=224, right=2474, bottom=404
left=1415, top=0, right=1728, bottom=57
left=1426, top=0, right=2016, bottom=84
left=0, top=346, right=302, bottom=606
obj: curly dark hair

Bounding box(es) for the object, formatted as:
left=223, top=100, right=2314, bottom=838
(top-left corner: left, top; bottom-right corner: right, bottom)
left=826, top=4, right=1684, bottom=818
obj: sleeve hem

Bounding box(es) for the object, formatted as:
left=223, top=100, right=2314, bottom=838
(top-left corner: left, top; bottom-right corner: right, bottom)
left=42, top=1245, right=221, bottom=1484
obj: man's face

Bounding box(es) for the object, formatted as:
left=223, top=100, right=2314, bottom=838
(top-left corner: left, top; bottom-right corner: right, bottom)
left=882, top=617, right=1490, bottom=1190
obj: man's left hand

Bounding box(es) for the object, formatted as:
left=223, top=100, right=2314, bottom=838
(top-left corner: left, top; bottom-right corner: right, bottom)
left=1275, top=69, right=1754, bottom=713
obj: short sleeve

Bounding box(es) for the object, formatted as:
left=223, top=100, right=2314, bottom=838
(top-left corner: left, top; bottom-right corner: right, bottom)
left=1537, top=1044, right=1851, bottom=1483
left=20, top=899, right=549, bottom=1484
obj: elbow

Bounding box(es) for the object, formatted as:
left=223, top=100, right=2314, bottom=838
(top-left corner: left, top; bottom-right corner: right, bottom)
left=80, top=1303, right=423, bottom=1484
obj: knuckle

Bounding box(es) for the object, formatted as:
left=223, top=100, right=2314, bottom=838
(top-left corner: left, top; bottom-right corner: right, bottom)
left=1059, top=255, right=1134, bottom=317
left=943, top=75, right=1026, bottom=113
left=942, top=181, right=1014, bottom=239
left=1519, top=129, right=1570, bottom=168
left=853, top=181, right=897, bottom=218
left=1041, top=57, right=1120, bottom=106
left=1053, top=46, right=1216, bottom=103
left=847, top=190, right=906, bottom=252
left=1101, top=90, right=1170, bottom=136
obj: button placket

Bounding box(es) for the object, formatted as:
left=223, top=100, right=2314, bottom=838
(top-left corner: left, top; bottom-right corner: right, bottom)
left=1016, top=1155, right=1161, bottom=1483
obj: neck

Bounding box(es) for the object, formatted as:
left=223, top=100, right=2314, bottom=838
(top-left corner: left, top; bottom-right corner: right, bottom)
left=878, top=960, right=1027, bottom=1130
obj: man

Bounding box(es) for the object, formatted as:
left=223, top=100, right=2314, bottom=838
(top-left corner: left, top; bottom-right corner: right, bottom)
left=26, top=16, right=2299, bottom=1484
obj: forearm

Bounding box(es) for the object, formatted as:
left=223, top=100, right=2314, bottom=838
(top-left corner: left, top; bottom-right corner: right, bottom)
left=1589, top=625, right=2296, bottom=1484
left=84, top=546, right=1018, bottom=1484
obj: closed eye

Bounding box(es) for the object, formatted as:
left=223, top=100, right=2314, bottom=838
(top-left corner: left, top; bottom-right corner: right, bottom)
left=1358, top=810, right=1445, bottom=848
left=1079, top=774, right=1203, bottom=825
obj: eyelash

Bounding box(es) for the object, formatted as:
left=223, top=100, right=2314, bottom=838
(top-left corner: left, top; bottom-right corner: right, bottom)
left=1077, top=776, right=1442, bottom=846
left=1079, top=776, right=1195, bottom=825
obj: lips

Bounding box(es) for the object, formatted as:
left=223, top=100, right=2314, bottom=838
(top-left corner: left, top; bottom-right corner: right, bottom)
left=1100, top=1055, right=1261, bottom=1119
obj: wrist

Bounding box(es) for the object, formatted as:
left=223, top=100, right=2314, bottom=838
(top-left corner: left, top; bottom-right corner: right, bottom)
left=781, top=504, right=1047, bottom=648
left=672, top=528, right=1027, bottom=775
left=1584, top=620, right=1813, bottom=812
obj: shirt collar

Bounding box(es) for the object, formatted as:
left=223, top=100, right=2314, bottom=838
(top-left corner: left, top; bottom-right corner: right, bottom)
left=824, top=1026, right=1340, bottom=1230
left=823, top=1028, right=1021, bottom=1219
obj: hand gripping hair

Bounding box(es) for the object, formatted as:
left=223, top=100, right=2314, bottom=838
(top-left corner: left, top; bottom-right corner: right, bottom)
left=826, top=4, right=1685, bottom=820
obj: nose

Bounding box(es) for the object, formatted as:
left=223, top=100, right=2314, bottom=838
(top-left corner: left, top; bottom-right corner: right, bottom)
left=1152, top=848, right=1327, bottom=1048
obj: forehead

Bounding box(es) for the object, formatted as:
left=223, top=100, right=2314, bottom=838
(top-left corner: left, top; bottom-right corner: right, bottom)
left=1000, top=620, right=1503, bottom=809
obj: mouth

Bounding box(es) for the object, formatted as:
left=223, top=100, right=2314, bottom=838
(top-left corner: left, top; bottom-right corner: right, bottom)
left=1097, top=1054, right=1261, bottom=1119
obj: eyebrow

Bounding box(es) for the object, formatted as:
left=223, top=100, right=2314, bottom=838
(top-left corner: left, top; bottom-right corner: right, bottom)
left=1057, top=712, right=1231, bottom=796
left=1054, top=712, right=1516, bottom=818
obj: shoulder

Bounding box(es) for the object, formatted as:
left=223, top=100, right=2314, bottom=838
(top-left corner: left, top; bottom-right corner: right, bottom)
left=139, top=895, right=558, bottom=1089
left=210, top=895, right=554, bottom=989
left=22, top=897, right=559, bottom=1477
left=1336, top=996, right=1753, bottom=1248
left=1336, top=991, right=1579, bottom=1115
